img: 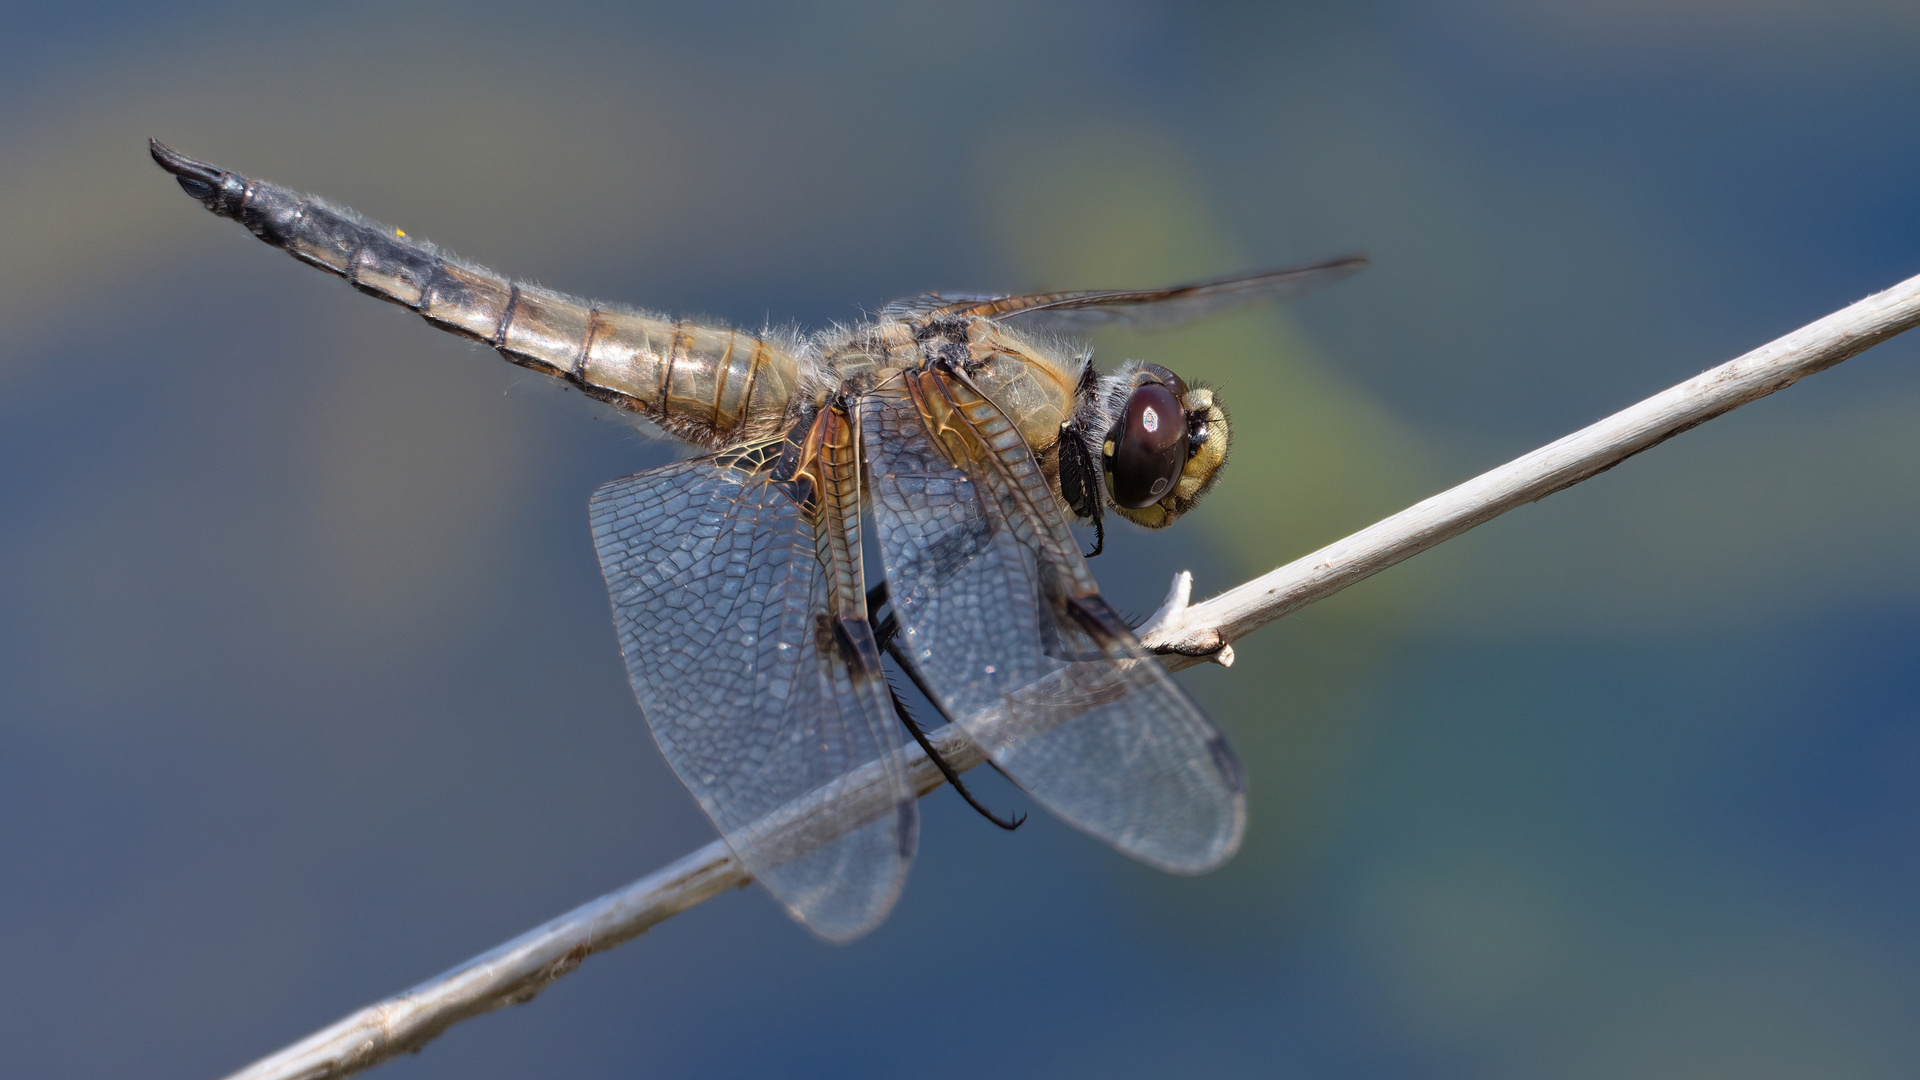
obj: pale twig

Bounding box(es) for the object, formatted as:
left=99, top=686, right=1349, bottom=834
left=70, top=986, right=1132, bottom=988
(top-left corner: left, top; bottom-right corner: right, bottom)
left=222, top=270, right=1920, bottom=1080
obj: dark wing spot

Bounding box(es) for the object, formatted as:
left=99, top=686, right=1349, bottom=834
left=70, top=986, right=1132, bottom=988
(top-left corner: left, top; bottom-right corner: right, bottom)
left=830, top=616, right=885, bottom=680
left=1065, top=595, right=1131, bottom=651
left=914, top=515, right=996, bottom=589
left=1206, top=733, right=1247, bottom=793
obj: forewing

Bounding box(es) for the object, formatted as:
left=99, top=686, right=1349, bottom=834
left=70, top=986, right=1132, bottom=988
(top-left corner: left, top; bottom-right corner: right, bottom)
left=589, top=447, right=914, bottom=942
left=911, top=257, right=1365, bottom=333
left=876, top=293, right=1000, bottom=321
left=861, top=375, right=1245, bottom=873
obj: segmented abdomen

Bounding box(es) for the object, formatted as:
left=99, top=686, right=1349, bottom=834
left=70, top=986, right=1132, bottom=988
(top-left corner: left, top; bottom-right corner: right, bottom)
left=154, top=143, right=797, bottom=448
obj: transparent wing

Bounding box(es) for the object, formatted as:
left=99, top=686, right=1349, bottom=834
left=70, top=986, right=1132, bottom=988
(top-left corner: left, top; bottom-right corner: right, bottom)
left=589, top=445, right=915, bottom=941
left=861, top=372, right=1245, bottom=873
left=875, top=293, right=1000, bottom=321
left=884, top=257, right=1364, bottom=333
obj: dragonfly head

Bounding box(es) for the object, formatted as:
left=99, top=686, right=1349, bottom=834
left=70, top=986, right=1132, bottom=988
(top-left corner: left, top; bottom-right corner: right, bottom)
left=1099, top=363, right=1231, bottom=529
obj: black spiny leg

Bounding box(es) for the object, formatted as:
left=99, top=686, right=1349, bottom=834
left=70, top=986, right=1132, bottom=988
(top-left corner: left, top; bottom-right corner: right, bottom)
left=866, top=582, right=1025, bottom=831
left=1061, top=360, right=1106, bottom=558
left=1056, top=414, right=1105, bottom=559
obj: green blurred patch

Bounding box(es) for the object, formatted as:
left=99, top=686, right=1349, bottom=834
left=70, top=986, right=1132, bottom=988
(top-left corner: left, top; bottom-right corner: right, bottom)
left=974, top=123, right=1453, bottom=916
left=974, top=123, right=1438, bottom=616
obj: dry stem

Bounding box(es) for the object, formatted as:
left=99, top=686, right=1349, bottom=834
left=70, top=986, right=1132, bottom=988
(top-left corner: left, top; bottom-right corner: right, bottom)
left=224, top=270, right=1920, bottom=1080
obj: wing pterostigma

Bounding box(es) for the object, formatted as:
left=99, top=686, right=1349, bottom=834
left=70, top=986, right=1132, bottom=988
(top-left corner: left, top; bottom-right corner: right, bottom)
left=861, top=369, right=1246, bottom=873
left=589, top=439, right=915, bottom=941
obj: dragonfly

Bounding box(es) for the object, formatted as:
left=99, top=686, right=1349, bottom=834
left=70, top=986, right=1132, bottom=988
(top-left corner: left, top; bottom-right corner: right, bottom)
left=151, top=140, right=1364, bottom=941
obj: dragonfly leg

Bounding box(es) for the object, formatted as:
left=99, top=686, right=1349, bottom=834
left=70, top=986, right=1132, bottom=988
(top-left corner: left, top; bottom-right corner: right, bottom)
left=1055, top=414, right=1105, bottom=559
left=866, top=582, right=1025, bottom=832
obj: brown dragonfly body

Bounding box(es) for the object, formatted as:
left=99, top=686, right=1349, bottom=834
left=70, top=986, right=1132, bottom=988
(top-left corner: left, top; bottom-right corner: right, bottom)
left=152, top=139, right=1361, bottom=941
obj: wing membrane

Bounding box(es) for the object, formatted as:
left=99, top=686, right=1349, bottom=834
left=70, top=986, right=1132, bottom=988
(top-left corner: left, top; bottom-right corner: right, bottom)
left=887, top=257, right=1364, bottom=333
left=589, top=445, right=914, bottom=941
left=861, top=372, right=1245, bottom=873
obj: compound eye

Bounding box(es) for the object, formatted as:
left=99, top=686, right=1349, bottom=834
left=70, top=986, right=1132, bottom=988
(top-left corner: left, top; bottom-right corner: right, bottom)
left=1105, top=382, right=1187, bottom=509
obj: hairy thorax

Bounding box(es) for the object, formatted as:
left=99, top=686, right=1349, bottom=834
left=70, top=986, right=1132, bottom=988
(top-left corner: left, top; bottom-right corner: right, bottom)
left=810, top=318, right=1078, bottom=459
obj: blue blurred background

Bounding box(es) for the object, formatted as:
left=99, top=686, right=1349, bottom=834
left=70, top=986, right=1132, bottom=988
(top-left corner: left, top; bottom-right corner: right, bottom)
left=3, top=2, right=1918, bottom=1077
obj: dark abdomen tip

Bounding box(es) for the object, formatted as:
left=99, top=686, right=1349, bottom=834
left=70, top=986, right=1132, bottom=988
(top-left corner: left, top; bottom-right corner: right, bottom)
left=149, top=138, right=239, bottom=212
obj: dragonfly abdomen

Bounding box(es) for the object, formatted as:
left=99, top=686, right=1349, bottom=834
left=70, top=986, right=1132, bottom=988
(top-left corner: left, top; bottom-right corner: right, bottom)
left=151, top=141, right=798, bottom=448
